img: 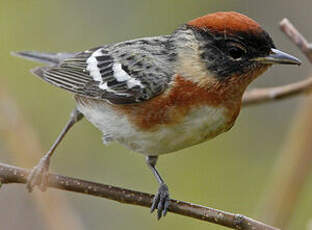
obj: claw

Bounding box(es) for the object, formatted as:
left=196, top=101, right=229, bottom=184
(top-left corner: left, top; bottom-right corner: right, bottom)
left=151, top=184, right=170, bottom=220
left=39, top=170, right=48, bottom=192
left=26, top=156, right=50, bottom=192
left=163, top=199, right=169, bottom=216
left=151, top=194, right=159, bottom=213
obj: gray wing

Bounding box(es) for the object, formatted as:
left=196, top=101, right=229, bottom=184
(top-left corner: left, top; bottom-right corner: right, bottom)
left=31, top=37, right=174, bottom=104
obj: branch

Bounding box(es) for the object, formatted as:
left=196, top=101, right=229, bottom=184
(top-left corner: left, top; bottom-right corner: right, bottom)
left=242, top=18, right=312, bottom=106
left=0, top=162, right=278, bottom=230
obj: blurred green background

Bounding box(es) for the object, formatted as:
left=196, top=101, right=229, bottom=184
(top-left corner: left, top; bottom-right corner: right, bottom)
left=1, top=0, right=312, bottom=230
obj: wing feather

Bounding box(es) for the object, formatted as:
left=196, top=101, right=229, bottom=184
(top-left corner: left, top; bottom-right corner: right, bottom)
left=32, top=37, right=174, bottom=104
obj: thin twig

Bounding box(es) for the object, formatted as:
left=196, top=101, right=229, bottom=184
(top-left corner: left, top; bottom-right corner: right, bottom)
left=242, top=77, right=312, bottom=106
left=0, top=162, right=279, bottom=230
left=280, top=18, right=312, bottom=62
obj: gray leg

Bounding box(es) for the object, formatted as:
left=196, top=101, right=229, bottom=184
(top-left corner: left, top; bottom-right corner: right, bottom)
left=146, top=156, right=170, bottom=220
left=27, top=108, right=83, bottom=192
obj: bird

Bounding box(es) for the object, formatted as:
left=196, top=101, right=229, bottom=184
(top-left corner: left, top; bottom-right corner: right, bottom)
left=13, top=11, right=301, bottom=219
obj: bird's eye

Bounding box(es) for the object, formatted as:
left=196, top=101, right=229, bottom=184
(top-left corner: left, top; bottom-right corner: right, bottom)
left=227, top=42, right=247, bottom=60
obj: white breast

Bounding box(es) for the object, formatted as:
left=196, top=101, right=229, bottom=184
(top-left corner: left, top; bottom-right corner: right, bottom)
left=76, top=102, right=230, bottom=155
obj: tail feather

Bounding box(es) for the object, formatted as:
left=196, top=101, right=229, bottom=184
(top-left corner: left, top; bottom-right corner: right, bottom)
left=31, top=66, right=79, bottom=93
left=13, top=50, right=89, bottom=96
left=31, top=66, right=49, bottom=78
left=11, top=51, right=74, bottom=65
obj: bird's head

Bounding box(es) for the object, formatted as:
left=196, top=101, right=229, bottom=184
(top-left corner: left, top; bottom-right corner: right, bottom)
left=173, top=12, right=301, bottom=96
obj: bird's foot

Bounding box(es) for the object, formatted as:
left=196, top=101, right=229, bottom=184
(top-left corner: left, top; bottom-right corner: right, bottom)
left=27, top=156, right=50, bottom=192
left=151, top=183, right=170, bottom=220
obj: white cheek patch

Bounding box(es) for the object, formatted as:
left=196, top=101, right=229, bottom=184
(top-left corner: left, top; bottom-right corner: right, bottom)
left=112, top=63, right=144, bottom=89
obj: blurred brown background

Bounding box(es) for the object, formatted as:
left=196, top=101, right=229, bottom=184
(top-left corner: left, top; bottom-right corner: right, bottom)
left=0, top=0, right=311, bottom=230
